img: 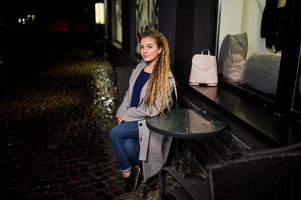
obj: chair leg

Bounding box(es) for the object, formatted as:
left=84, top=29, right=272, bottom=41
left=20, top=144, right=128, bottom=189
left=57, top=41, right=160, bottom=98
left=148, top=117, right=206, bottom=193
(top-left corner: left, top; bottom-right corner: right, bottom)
left=159, top=169, right=167, bottom=200
left=143, top=174, right=159, bottom=198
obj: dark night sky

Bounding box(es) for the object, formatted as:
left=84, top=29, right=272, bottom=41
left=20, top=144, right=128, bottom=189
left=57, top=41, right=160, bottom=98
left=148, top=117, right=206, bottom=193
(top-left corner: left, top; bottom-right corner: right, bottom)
left=0, top=0, right=92, bottom=19
left=0, top=0, right=97, bottom=49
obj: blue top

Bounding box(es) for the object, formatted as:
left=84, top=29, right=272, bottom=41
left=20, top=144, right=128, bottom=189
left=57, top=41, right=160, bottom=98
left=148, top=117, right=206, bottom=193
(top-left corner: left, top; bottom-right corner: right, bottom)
left=130, top=70, right=150, bottom=107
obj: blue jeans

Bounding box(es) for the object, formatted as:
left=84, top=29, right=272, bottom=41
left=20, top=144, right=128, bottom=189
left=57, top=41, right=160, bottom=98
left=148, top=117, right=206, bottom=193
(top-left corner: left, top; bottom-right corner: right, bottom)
left=109, top=121, right=140, bottom=172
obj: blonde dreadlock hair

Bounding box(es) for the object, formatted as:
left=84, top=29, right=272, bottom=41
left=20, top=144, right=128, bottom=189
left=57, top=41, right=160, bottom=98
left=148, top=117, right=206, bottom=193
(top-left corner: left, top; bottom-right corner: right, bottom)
left=141, top=30, right=174, bottom=113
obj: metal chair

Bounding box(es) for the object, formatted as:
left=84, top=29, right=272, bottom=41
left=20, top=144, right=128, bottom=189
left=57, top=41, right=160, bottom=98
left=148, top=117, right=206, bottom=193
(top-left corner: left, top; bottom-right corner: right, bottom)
left=159, top=149, right=301, bottom=200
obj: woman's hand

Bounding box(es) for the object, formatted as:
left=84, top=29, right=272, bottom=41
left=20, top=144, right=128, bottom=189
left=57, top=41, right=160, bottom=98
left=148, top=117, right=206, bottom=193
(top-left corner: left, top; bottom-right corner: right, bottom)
left=117, top=116, right=124, bottom=124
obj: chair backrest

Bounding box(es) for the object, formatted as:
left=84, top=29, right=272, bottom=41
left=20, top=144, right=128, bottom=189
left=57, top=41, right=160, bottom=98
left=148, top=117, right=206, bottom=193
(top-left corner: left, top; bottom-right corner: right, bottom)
left=246, top=141, right=301, bottom=157
left=207, top=151, right=301, bottom=200
left=115, top=66, right=134, bottom=102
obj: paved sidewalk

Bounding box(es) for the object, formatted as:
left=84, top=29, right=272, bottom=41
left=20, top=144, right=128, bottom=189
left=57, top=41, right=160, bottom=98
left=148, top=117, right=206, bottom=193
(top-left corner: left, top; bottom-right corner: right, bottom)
left=0, top=49, right=166, bottom=200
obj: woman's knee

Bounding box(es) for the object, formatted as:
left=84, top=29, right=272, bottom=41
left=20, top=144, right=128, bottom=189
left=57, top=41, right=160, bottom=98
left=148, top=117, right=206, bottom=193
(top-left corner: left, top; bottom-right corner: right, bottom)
left=109, top=125, right=119, bottom=141
left=124, top=139, right=135, bottom=153
left=124, top=139, right=139, bottom=155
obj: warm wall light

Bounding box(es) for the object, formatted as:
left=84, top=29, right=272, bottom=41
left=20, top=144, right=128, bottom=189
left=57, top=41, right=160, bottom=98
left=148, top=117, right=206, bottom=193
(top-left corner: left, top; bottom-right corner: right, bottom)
left=95, top=3, right=105, bottom=24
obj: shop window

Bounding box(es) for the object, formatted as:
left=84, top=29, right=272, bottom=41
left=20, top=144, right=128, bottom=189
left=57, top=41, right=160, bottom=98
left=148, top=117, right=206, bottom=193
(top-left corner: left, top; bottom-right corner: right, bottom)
left=292, top=49, right=301, bottom=115
left=136, top=0, right=158, bottom=53
left=216, top=0, right=288, bottom=105
left=111, top=0, right=122, bottom=47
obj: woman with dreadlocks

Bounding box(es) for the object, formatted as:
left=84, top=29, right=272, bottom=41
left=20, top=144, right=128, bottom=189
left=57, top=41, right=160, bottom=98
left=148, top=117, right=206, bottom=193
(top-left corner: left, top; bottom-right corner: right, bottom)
left=109, top=29, right=176, bottom=192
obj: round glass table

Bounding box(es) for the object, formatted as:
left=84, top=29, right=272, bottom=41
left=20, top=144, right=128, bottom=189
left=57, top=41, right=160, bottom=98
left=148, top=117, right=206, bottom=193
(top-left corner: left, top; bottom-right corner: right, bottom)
left=146, top=108, right=227, bottom=177
left=147, top=108, right=226, bottom=138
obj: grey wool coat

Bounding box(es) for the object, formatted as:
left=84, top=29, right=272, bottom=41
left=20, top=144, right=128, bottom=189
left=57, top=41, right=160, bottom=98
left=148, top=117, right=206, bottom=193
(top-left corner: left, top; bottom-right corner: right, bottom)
left=116, top=61, right=174, bottom=182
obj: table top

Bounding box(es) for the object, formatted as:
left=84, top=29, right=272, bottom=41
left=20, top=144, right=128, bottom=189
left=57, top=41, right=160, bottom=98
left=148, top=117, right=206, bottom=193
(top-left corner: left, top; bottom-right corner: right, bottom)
left=146, top=108, right=226, bottom=138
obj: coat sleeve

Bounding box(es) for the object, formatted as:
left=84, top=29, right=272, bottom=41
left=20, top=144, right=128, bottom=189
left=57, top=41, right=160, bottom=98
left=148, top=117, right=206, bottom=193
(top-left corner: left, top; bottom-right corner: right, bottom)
left=122, top=95, right=161, bottom=121
left=116, top=89, right=130, bottom=117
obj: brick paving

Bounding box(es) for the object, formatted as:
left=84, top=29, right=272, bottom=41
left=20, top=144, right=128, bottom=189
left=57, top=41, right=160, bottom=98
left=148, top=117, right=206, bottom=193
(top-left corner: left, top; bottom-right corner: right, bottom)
left=0, top=48, right=167, bottom=200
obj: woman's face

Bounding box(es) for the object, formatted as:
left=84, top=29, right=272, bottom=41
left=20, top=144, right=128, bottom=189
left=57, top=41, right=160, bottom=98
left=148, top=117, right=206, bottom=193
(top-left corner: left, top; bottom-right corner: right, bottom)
left=140, top=36, right=162, bottom=63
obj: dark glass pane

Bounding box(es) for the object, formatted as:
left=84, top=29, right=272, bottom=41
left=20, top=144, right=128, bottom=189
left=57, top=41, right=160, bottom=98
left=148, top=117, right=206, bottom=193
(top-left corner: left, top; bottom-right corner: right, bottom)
left=292, top=52, right=301, bottom=114
left=111, top=0, right=122, bottom=45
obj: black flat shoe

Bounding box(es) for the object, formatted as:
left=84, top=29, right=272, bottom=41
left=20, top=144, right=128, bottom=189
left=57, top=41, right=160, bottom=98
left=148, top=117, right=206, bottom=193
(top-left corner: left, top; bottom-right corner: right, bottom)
left=123, top=165, right=141, bottom=192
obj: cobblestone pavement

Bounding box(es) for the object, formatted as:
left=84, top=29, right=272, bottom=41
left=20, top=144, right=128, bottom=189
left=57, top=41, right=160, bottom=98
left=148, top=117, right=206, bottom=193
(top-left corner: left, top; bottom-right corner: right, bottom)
left=0, top=48, right=168, bottom=200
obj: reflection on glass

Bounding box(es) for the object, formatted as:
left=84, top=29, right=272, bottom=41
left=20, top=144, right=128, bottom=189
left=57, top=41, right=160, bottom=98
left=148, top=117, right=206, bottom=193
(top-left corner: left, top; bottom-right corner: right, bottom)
left=147, top=109, right=226, bottom=137
left=292, top=59, right=301, bottom=113
left=188, top=110, right=214, bottom=133
left=111, top=0, right=122, bottom=44
left=298, top=72, right=301, bottom=106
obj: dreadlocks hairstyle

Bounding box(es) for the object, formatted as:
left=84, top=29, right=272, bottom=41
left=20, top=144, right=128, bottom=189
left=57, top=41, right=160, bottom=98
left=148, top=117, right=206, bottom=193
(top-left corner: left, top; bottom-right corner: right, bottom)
left=141, top=30, right=173, bottom=113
